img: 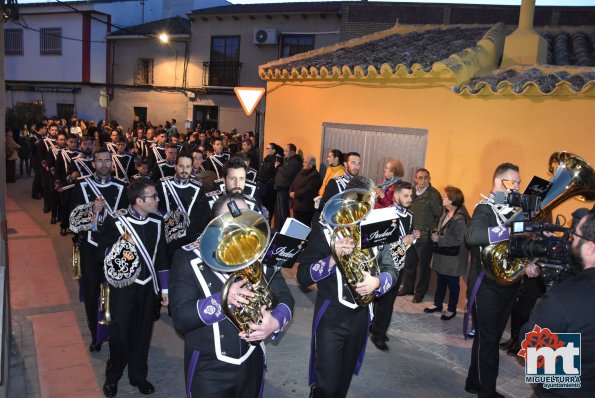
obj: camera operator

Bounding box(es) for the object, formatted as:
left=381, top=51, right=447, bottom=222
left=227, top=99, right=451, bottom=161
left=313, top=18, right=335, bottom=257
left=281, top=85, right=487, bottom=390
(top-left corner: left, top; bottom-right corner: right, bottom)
left=465, top=162, right=540, bottom=398
left=519, top=207, right=594, bottom=397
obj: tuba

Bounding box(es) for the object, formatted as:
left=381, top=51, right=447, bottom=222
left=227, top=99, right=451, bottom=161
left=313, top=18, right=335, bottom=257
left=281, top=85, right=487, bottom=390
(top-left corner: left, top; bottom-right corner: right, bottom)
left=200, top=209, right=273, bottom=334
left=322, top=187, right=379, bottom=306
left=483, top=151, right=594, bottom=285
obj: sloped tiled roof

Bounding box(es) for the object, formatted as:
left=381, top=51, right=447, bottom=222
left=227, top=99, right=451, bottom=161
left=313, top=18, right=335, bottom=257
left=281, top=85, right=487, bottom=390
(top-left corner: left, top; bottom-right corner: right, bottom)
left=109, top=16, right=190, bottom=37
left=453, top=67, right=595, bottom=96
left=260, top=24, right=503, bottom=82
left=543, top=31, right=595, bottom=67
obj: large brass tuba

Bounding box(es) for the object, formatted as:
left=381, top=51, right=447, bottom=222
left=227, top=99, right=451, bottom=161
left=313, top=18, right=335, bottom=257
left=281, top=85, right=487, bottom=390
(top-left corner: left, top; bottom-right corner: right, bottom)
left=322, top=187, right=379, bottom=306
left=483, top=152, right=594, bottom=285
left=200, top=209, right=273, bottom=334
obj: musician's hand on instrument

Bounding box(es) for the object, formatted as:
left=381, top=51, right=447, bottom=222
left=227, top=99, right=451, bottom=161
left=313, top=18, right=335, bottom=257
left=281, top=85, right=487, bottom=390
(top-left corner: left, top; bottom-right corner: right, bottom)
left=227, top=279, right=254, bottom=307
left=403, top=235, right=415, bottom=246
left=161, top=293, right=169, bottom=306
left=93, top=197, right=105, bottom=213
left=240, top=306, right=280, bottom=342
left=335, top=237, right=355, bottom=256
left=525, top=259, right=540, bottom=278
left=355, top=271, right=380, bottom=296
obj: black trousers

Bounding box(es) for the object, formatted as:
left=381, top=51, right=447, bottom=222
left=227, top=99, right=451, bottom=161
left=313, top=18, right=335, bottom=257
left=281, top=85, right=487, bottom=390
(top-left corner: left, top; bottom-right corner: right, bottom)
left=511, top=277, right=543, bottom=342
left=370, top=272, right=401, bottom=341
left=310, top=300, right=368, bottom=398
left=274, top=189, right=290, bottom=230
left=31, top=160, right=43, bottom=198
left=42, top=167, right=52, bottom=210
left=293, top=210, right=314, bottom=228
left=185, top=347, right=265, bottom=398
left=466, top=277, right=521, bottom=397
left=80, top=242, right=104, bottom=345
left=59, top=190, right=73, bottom=230
left=400, top=236, right=434, bottom=298
left=106, top=282, right=156, bottom=384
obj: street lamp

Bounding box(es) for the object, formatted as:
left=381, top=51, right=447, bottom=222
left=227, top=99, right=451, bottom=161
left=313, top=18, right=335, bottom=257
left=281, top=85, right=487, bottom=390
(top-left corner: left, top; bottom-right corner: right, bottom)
left=158, top=32, right=169, bottom=44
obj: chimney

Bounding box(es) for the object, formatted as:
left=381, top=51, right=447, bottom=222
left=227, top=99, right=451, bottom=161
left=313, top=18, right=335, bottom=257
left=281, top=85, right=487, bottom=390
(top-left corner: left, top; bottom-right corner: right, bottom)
left=500, top=0, right=548, bottom=68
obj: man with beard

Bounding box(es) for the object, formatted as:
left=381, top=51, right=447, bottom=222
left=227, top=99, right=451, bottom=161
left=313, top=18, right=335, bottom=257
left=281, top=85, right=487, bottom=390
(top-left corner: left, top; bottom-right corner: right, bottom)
left=55, top=133, right=81, bottom=235
left=519, top=207, right=594, bottom=398
left=318, top=152, right=361, bottom=213
left=465, top=162, right=540, bottom=398
left=67, top=134, right=95, bottom=181
left=169, top=193, right=294, bottom=398
left=203, top=136, right=230, bottom=179
left=296, top=176, right=400, bottom=398
left=151, top=143, right=177, bottom=182
left=69, top=149, right=128, bottom=353
left=205, top=157, right=263, bottom=213
left=38, top=123, right=60, bottom=213
left=157, top=153, right=206, bottom=257
left=47, top=131, right=67, bottom=224
left=105, top=129, right=120, bottom=154
left=369, top=181, right=418, bottom=351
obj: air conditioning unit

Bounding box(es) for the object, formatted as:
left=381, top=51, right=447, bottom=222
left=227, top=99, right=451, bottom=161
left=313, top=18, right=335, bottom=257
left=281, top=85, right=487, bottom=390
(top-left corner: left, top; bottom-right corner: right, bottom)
left=253, top=29, right=278, bottom=45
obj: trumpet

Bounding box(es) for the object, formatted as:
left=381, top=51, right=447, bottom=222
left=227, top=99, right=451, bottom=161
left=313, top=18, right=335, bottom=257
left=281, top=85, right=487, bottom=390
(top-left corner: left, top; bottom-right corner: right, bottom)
left=98, top=283, right=112, bottom=325
left=72, top=244, right=81, bottom=280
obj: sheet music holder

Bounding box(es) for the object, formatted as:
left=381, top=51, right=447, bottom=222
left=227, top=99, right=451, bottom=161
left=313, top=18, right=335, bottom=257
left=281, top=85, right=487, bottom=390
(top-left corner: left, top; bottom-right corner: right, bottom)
left=262, top=218, right=311, bottom=268
left=360, top=207, right=404, bottom=249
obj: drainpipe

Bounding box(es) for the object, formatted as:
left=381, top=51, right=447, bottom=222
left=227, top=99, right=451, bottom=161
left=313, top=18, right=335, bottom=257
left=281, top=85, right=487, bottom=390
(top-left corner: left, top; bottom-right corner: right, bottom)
left=500, top=0, right=547, bottom=68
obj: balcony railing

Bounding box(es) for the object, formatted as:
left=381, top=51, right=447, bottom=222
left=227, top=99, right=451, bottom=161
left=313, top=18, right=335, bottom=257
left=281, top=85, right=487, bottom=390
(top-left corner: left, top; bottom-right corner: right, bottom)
left=202, top=62, right=242, bottom=87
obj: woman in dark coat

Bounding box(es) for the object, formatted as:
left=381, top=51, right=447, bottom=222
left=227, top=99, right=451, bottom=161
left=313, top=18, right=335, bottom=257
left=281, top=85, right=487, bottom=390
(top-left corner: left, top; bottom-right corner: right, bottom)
left=289, top=155, right=323, bottom=227
left=424, top=186, right=470, bottom=320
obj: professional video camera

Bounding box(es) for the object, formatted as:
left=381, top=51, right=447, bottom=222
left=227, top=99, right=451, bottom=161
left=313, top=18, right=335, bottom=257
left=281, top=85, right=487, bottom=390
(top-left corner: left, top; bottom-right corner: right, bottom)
left=509, top=220, right=574, bottom=284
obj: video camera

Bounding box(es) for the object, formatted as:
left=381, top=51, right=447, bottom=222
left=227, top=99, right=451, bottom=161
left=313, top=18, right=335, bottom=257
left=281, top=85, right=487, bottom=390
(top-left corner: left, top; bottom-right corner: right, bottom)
left=508, top=220, right=574, bottom=284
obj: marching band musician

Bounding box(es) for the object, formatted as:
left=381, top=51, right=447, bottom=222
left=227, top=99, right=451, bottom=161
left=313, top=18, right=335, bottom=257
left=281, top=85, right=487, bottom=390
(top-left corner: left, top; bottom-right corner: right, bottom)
left=37, top=123, right=59, bottom=214
left=66, top=134, right=95, bottom=181
left=169, top=193, right=294, bottom=398
left=69, top=149, right=129, bottom=353
left=203, top=136, right=231, bottom=180
left=296, top=176, right=400, bottom=398
left=111, top=136, right=135, bottom=182
left=97, top=179, right=169, bottom=397
left=147, top=129, right=168, bottom=171
left=46, top=131, right=67, bottom=225
left=369, top=181, right=417, bottom=351
left=156, top=153, right=208, bottom=259
left=317, top=152, right=361, bottom=214
left=54, top=133, right=81, bottom=236
left=151, top=143, right=177, bottom=182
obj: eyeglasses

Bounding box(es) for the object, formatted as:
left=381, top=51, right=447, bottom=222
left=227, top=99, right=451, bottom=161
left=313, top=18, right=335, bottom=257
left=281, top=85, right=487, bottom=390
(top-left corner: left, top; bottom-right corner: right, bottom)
left=571, top=230, right=593, bottom=243
left=142, top=194, right=159, bottom=201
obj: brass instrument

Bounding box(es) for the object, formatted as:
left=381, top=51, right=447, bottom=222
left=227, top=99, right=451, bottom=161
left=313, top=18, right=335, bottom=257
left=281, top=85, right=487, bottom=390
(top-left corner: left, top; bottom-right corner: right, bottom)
left=322, top=187, right=379, bottom=306
left=98, top=283, right=112, bottom=325
left=483, top=151, right=594, bottom=285
left=200, top=210, right=272, bottom=334
left=72, top=243, right=81, bottom=280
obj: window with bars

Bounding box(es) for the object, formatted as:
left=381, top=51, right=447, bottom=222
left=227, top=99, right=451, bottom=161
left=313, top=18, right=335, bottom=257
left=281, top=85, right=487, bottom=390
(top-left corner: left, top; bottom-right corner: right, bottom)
left=40, top=27, right=62, bottom=55
left=135, top=59, right=154, bottom=85
left=57, top=104, right=75, bottom=120
left=280, top=35, right=315, bottom=58
left=5, top=28, right=24, bottom=56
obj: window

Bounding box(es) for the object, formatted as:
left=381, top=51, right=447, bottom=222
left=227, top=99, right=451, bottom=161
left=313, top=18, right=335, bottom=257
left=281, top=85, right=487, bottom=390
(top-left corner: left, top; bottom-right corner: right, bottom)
left=5, top=28, right=23, bottom=56
left=40, top=27, right=62, bottom=55
left=133, top=107, right=147, bottom=123
left=280, top=35, right=315, bottom=58
left=207, top=36, right=241, bottom=86
left=135, top=59, right=154, bottom=85
left=57, top=104, right=75, bottom=120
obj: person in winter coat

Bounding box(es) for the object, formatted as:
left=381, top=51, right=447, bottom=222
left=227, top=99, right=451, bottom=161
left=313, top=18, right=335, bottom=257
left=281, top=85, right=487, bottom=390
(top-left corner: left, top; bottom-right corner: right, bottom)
left=273, top=143, right=302, bottom=229
left=290, top=155, right=323, bottom=227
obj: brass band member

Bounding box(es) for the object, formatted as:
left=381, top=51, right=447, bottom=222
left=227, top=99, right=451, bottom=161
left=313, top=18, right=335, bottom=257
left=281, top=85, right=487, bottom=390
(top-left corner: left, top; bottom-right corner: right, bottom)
left=296, top=176, right=399, bottom=398
left=169, top=193, right=294, bottom=398
left=98, top=179, right=169, bottom=397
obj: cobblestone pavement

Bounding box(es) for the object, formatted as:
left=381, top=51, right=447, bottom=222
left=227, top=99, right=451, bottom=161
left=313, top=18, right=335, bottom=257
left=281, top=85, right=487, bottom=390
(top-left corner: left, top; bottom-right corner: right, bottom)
left=7, top=177, right=532, bottom=397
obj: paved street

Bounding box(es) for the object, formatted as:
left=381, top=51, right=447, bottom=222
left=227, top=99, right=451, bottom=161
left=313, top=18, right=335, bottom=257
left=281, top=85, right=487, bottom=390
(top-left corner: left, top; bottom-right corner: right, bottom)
left=6, top=176, right=532, bottom=397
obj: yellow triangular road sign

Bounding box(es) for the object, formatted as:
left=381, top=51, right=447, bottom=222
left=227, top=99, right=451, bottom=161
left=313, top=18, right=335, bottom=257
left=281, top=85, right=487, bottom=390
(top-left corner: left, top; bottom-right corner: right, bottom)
left=234, top=87, right=266, bottom=116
